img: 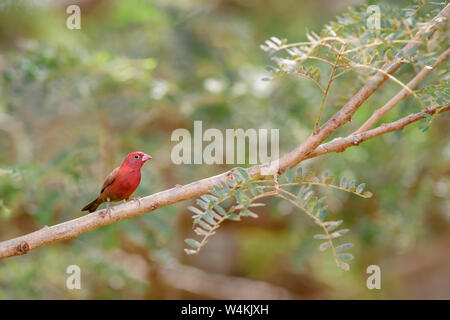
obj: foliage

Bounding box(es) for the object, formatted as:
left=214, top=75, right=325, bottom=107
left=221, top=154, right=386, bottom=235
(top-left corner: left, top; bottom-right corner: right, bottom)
left=417, top=80, right=450, bottom=131
left=261, top=1, right=448, bottom=131
left=184, top=166, right=372, bottom=270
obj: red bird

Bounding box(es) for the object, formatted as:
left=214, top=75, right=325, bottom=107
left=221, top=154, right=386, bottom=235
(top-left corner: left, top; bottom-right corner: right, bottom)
left=82, top=151, right=152, bottom=216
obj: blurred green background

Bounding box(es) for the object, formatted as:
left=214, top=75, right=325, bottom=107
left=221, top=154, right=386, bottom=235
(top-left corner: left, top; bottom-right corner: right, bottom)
left=0, top=0, right=449, bottom=299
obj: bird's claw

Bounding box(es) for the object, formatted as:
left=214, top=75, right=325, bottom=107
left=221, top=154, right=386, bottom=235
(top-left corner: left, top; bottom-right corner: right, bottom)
left=127, top=197, right=141, bottom=207
left=99, top=207, right=112, bottom=219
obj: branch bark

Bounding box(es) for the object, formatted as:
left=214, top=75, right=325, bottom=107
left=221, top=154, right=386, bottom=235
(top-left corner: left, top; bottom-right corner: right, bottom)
left=0, top=4, right=448, bottom=260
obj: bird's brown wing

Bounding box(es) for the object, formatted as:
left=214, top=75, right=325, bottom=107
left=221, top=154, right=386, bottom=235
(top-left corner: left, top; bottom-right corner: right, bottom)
left=100, top=167, right=119, bottom=194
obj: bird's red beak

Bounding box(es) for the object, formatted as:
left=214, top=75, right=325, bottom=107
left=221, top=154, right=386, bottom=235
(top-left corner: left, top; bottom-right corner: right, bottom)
left=142, top=154, right=152, bottom=162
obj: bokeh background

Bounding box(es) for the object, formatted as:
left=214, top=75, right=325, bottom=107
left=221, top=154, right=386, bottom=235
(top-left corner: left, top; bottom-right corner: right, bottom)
left=0, top=0, right=449, bottom=299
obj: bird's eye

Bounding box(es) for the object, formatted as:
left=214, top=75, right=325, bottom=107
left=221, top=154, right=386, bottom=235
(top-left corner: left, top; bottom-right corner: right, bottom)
left=134, top=155, right=139, bottom=159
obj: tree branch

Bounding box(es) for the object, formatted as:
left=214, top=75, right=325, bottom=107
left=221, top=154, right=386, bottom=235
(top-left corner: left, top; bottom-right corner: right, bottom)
left=353, top=48, right=450, bottom=135
left=306, top=104, right=450, bottom=159
left=0, top=4, right=448, bottom=260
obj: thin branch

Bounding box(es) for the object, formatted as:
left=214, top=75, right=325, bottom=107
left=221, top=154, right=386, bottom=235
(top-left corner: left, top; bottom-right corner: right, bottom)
left=306, top=104, right=450, bottom=159
left=0, top=4, right=448, bottom=260
left=314, top=44, right=345, bottom=133
left=294, top=71, right=326, bottom=94
left=353, top=48, right=450, bottom=135
left=342, top=39, right=423, bottom=54
left=276, top=36, right=346, bottom=52
left=349, top=62, right=419, bottom=97
left=331, top=67, right=352, bottom=81
left=293, top=55, right=337, bottom=67
left=277, top=182, right=371, bottom=198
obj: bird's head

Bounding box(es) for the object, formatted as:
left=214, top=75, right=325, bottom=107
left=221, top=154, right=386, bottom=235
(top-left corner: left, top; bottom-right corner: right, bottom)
left=122, top=151, right=152, bottom=169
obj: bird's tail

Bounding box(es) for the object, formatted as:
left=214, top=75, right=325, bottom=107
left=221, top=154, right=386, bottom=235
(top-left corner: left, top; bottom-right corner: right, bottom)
left=81, top=196, right=103, bottom=213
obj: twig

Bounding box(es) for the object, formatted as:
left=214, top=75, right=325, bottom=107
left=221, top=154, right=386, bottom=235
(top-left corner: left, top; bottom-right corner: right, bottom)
left=306, top=104, right=450, bottom=159
left=353, top=48, right=450, bottom=135
left=314, top=44, right=346, bottom=133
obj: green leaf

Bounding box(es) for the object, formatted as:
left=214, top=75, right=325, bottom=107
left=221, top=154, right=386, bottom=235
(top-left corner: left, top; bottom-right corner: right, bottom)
left=335, top=243, right=354, bottom=252
left=213, top=204, right=227, bottom=216
left=330, top=229, right=349, bottom=239
left=242, top=209, right=258, bottom=218
left=220, top=181, right=231, bottom=194
left=213, top=185, right=225, bottom=197
left=188, top=206, right=204, bottom=216
left=232, top=172, right=244, bottom=183
left=207, top=209, right=222, bottom=220
left=237, top=167, right=250, bottom=181
left=248, top=183, right=258, bottom=197
left=340, top=177, right=348, bottom=188
left=185, top=238, right=201, bottom=249
left=312, top=202, right=320, bottom=216
left=285, top=167, right=295, bottom=182
left=202, top=213, right=216, bottom=225
left=319, top=241, right=331, bottom=251
left=356, top=183, right=366, bottom=194
left=194, top=227, right=209, bottom=236
left=301, top=190, right=314, bottom=204
left=195, top=219, right=212, bottom=231
left=209, top=188, right=219, bottom=197
left=324, top=220, right=343, bottom=232
left=202, top=194, right=217, bottom=202
left=227, top=178, right=237, bottom=187
left=234, top=190, right=243, bottom=204
left=196, top=199, right=208, bottom=210
left=337, top=253, right=354, bottom=261
left=227, top=213, right=241, bottom=221
left=349, top=180, right=356, bottom=190
left=318, top=207, right=329, bottom=221
left=184, top=249, right=198, bottom=255
left=338, top=261, right=350, bottom=271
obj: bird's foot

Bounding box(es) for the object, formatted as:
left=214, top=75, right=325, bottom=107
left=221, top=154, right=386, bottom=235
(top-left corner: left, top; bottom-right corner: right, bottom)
left=99, top=207, right=112, bottom=219
left=127, top=197, right=141, bottom=207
